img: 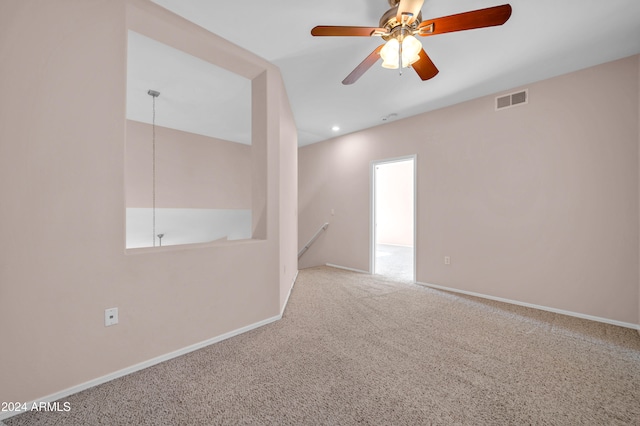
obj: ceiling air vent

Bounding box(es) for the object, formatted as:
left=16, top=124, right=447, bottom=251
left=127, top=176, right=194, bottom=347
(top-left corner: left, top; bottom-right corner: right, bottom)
left=495, top=89, right=528, bottom=111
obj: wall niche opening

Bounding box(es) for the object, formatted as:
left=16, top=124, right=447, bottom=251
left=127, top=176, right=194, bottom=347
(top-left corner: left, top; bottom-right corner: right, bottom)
left=125, top=30, right=259, bottom=249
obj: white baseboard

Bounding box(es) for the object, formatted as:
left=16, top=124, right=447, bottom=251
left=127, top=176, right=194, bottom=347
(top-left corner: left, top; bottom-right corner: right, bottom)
left=418, top=281, right=640, bottom=330
left=326, top=263, right=370, bottom=274
left=0, top=314, right=282, bottom=421
left=281, top=270, right=299, bottom=316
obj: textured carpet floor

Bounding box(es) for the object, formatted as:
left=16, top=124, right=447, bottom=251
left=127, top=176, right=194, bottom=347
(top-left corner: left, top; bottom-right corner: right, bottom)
left=375, top=243, right=414, bottom=282
left=7, top=266, right=640, bottom=425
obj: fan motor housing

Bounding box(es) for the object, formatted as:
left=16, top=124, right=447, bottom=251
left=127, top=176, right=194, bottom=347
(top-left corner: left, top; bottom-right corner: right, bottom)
left=379, top=7, right=422, bottom=40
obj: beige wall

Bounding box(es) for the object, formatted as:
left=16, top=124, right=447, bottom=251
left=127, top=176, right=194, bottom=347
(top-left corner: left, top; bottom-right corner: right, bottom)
left=299, top=55, right=640, bottom=325
left=0, top=0, right=297, bottom=406
left=279, top=77, right=299, bottom=310
left=126, top=120, right=251, bottom=209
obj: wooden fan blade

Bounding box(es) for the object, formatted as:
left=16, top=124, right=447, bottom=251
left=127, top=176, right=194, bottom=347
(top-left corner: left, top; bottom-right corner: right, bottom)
left=342, top=45, right=384, bottom=85
left=396, top=0, right=425, bottom=25
left=311, top=26, right=386, bottom=37
left=418, top=4, right=512, bottom=36
left=412, top=49, right=439, bottom=81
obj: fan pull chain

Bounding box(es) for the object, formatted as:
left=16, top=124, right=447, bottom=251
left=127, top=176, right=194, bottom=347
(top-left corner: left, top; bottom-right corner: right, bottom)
left=398, top=23, right=408, bottom=76
left=398, top=37, right=403, bottom=75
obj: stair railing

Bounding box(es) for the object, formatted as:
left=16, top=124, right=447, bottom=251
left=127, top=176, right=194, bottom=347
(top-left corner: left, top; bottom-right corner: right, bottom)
left=298, top=222, right=329, bottom=259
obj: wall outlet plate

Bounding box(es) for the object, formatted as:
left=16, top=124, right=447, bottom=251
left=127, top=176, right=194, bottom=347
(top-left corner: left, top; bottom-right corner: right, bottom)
left=105, top=307, right=118, bottom=326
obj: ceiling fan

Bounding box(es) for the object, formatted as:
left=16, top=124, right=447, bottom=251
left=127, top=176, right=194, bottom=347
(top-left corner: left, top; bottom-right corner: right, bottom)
left=311, top=0, right=512, bottom=85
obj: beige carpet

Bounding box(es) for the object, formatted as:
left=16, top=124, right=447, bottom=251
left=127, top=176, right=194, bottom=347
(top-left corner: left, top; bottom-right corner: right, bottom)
left=7, top=266, right=640, bottom=425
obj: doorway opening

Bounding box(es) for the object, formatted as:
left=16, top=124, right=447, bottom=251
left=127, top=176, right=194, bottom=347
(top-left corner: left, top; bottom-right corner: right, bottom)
left=371, top=156, right=416, bottom=282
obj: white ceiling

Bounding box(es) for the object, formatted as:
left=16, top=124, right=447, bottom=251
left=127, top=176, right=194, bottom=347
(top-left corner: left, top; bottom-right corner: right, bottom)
left=127, top=31, right=252, bottom=145
left=137, top=0, right=640, bottom=146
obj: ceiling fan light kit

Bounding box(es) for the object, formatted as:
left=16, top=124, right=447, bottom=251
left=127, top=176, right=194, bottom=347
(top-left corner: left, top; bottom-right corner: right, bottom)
left=311, top=0, right=512, bottom=85
left=380, top=35, right=422, bottom=69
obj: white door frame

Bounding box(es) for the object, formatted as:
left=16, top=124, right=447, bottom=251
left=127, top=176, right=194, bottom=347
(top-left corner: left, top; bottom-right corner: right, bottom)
left=370, top=154, right=417, bottom=281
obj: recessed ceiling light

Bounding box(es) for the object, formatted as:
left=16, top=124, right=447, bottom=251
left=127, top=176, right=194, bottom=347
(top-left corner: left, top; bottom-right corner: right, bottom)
left=332, top=126, right=340, bottom=131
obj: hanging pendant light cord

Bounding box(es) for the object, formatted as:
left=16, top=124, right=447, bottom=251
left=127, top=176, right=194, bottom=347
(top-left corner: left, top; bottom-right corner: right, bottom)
left=152, top=94, right=156, bottom=247
left=148, top=89, right=160, bottom=247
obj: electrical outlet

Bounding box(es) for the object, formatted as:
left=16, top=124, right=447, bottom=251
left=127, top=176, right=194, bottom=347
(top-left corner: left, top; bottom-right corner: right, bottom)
left=105, top=308, right=118, bottom=326
left=444, top=256, right=451, bottom=265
